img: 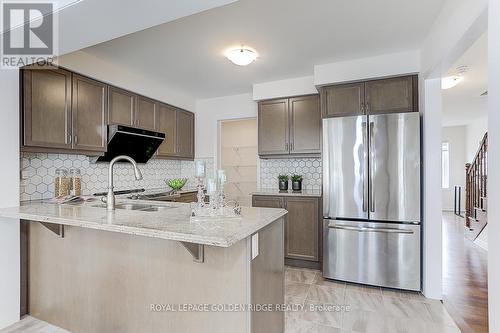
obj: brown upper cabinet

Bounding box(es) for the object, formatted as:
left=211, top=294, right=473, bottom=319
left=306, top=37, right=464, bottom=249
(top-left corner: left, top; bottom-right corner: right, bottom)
left=23, top=68, right=72, bottom=149
left=258, top=98, right=289, bottom=156
left=258, top=95, right=321, bottom=157
left=71, top=75, right=107, bottom=152
left=108, top=87, right=135, bottom=127
left=289, top=95, right=321, bottom=155
left=176, top=110, right=195, bottom=160
left=156, top=105, right=195, bottom=160
left=156, top=104, right=177, bottom=157
left=135, top=96, right=157, bottom=131
left=320, top=75, right=418, bottom=118
left=23, top=69, right=107, bottom=153
left=365, top=75, right=417, bottom=114
left=108, top=88, right=158, bottom=131
left=320, top=83, right=364, bottom=118
left=21, top=66, right=195, bottom=159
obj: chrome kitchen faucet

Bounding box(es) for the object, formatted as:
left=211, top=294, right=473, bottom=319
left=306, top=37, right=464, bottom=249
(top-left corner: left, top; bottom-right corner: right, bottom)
left=105, top=155, right=143, bottom=210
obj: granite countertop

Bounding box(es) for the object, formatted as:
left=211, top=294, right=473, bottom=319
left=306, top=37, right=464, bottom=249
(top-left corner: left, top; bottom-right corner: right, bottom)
left=0, top=200, right=287, bottom=247
left=252, top=188, right=322, bottom=197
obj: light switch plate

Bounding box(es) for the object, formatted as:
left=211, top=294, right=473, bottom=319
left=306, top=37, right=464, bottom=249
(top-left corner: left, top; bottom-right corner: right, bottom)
left=251, top=233, right=259, bottom=260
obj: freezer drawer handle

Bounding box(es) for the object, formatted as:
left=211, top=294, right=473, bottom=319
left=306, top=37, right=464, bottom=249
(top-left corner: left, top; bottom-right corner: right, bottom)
left=328, top=225, right=414, bottom=234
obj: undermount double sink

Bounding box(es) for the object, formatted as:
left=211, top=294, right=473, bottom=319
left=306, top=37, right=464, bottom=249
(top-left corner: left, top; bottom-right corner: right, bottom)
left=91, top=202, right=175, bottom=212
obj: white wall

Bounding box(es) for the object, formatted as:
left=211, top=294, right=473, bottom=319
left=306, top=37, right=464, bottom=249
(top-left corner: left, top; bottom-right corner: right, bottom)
left=58, top=51, right=196, bottom=111
left=422, top=78, right=443, bottom=299
left=465, top=115, right=488, bottom=161
left=314, top=50, right=420, bottom=86
left=442, top=126, right=466, bottom=212
left=418, top=0, right=488, bottom=301
left=488, top=0, right=500, bottom=331
left=420, top=0, right=487, bottom=76
left=0, top=70, right=20, bottom=329
left=252, top=76, right=317, bottom=101
left=195, top=93, right=257, bottom=159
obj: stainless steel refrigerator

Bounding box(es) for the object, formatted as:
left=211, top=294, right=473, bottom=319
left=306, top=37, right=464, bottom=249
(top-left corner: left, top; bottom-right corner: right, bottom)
left=322, top=112, right=421, bottom=291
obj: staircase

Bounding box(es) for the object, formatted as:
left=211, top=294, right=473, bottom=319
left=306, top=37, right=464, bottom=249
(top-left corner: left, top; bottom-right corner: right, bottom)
left=465, top=132, right=488, bottom=240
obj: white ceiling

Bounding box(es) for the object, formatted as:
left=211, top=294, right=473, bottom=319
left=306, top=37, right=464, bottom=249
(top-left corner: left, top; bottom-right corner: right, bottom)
left=74, top=0, right=445, bottom=99
left=50, top=0, right=237, bottom=55
left=442, top=32, right=488, bottom=127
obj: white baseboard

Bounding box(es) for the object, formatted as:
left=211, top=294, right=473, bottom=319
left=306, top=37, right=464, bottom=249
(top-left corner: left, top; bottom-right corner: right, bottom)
left=442, top=209, right=466, bottom=213
left=474, top=238, right=488, bottom=251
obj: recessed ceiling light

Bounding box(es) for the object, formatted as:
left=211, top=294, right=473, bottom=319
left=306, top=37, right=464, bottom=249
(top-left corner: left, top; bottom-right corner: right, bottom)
left=441, top=76, right=463, bottom=90
left=225, top=47, right=258, bottom=66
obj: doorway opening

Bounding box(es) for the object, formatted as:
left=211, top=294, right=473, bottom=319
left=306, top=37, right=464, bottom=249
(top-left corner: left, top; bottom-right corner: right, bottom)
left=441, top=31, right=489, bottom=333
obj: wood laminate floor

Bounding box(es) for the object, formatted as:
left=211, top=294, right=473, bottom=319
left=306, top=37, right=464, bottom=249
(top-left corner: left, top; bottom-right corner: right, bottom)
left=442, top=212, right=489, bottom=333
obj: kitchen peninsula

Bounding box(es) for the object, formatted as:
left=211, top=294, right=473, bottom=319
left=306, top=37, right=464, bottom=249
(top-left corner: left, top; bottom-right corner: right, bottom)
left=0, top=200, right=287, bottom=333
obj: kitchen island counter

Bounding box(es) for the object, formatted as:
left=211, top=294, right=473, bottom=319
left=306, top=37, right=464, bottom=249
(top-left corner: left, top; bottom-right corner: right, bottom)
left=2, top=200, right=286, bottom=333
left=0, top=199, right=287, bottom=247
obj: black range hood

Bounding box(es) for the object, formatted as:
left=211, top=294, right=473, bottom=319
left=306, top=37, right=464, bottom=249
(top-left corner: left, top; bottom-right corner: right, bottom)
left=95, top=125, right=165, bottom=163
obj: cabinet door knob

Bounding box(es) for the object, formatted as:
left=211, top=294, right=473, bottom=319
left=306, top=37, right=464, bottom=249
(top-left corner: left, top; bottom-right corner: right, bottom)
left=74, top=135, right=78, bottom=145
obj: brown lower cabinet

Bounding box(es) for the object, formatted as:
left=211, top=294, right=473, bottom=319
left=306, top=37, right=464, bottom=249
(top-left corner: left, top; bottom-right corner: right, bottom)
left=174, top=192, right=197, bottom=203
left=252, top=195, right=321, bottom=269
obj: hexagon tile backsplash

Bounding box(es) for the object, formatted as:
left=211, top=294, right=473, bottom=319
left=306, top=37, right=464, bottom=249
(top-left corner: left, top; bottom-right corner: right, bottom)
left=259, top=158, right=322, bottom=190
left=20, top=152, right=214, bottom=201
left=20, top=152, right=319, bottom=201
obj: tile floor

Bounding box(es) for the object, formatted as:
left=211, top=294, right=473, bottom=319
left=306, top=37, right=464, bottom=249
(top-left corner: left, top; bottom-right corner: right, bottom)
left=284, top=267, right=461, bottom=333
left=0, top=316, right=70, bottom=333
left=2, top=268, right=461, bottom=333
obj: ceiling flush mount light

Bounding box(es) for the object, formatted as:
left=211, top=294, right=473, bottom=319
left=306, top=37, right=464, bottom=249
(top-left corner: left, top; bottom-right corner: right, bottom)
left=441, top=76, right=463, bottom=90
left=442, top=65, right=469, bottom=90
left=225, top=47, right=258, bottom=66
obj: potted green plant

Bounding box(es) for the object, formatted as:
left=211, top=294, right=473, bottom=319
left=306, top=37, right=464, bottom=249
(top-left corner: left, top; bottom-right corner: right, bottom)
left=278, top=175, right=289, bottom=191
left=291, top=175, right=303, bottom=192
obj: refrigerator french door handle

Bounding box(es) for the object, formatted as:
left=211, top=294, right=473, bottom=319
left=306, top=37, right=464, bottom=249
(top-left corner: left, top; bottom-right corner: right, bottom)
left=362, top=121, right=368, bottom=212
left=328, top=225, right=414, bottom=234
left=369, top=121, right=375, bottom=213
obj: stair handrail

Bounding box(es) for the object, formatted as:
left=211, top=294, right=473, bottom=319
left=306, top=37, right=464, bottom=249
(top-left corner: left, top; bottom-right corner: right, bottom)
left=465, top=132, right=488, bottom=227
left=466, top=132, right=488, bottom=177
